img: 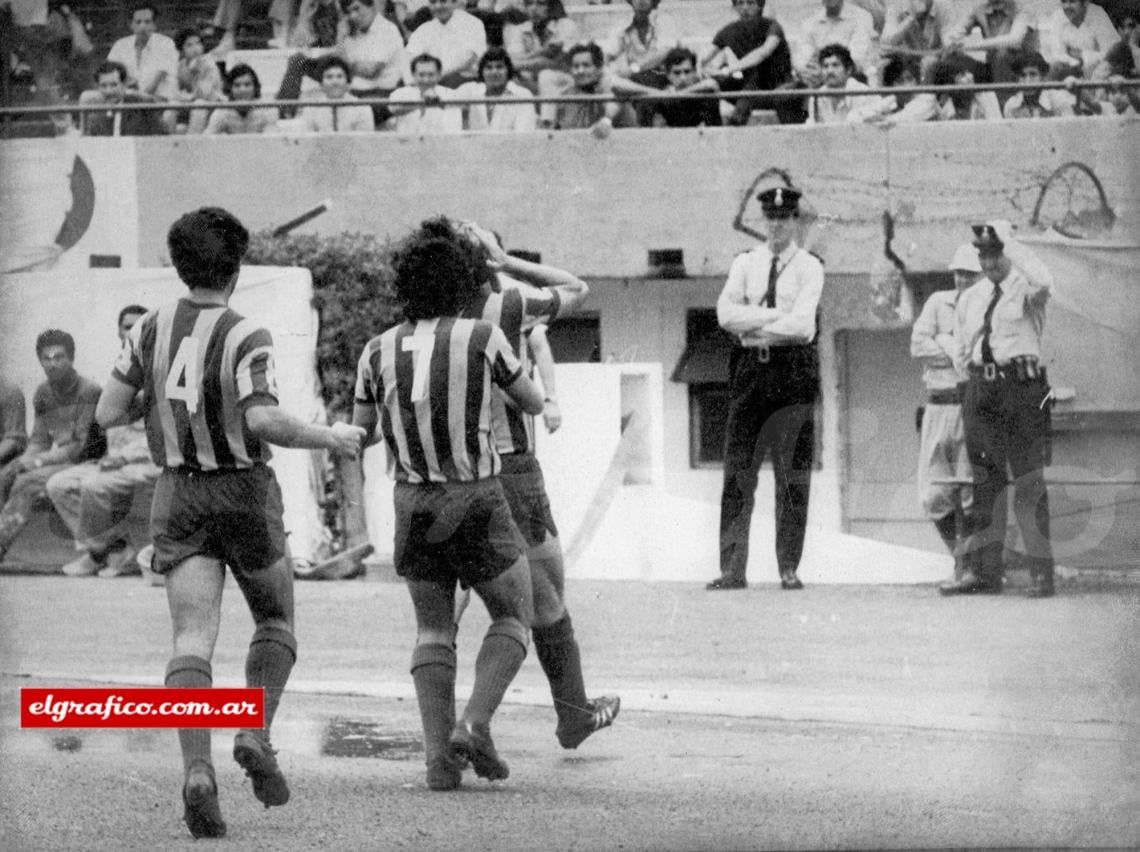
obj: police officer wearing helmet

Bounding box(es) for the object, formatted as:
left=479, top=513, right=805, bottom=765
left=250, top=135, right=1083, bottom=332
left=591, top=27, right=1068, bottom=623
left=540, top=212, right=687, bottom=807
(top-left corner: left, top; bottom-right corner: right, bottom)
left=943, top=220, right=1056, bottom=598
left=708, top=186, right=824, bottom=591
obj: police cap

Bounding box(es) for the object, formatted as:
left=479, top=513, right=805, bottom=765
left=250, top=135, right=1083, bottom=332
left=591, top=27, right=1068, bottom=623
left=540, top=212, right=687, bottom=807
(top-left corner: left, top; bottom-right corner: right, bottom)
left=758, top=186, right=801, bottom=218
left=971, top=223, right=1004, bottom=254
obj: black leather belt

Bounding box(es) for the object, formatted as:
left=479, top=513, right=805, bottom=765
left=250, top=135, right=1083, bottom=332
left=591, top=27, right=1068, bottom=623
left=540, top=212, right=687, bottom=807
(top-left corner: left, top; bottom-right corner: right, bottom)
left=968, top=357, right=1045, bottom=383
left=742, top=344, right=816, bottom=365
left=926, top=387, right=963, bottom=404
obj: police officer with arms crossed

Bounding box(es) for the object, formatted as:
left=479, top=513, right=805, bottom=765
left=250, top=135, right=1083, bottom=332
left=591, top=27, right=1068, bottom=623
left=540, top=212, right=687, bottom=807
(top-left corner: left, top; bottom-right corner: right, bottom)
left=941, top=220, right=1056, bottom=598
left=708, top=187, right=824, bottom=591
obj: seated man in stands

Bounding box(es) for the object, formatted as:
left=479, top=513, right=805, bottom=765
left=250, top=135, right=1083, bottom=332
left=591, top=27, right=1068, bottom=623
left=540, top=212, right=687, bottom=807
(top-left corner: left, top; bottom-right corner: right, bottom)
left=795, top=0, right=877, bottom=87
left=101, top=3, right=179, bottom=132
left=1040, top=0, right=1117, bottom=79
left=173, top=27, right=225, bottom=134
left=505, top=0, right=579, bottom=127
left=0, top=377, right=27, bottom=469
left=1096, top=9, right=1138, bottom=78
left=702, top=0, right=800, bottom=125
left=932, top=53, right=1002, bottom=119
left=650, top=46, right=723, bottom=127
left=389, top=53, right=465, bottom=133
left=298, top=55, right=377, bottom=131
left=456, top=47, right=538, bottom=131
left=602, top=0, right=681, bottom=91
left=277, top=0, right=404, bottom=126
left=48, top=305, right=161, bottom=580
left=404, top=0, right=488, bottom=87
left=205, top=64, right=280, bottom=133
left=880, top=0, right=956, bottom=82
left=1084, top=72, right=1138, bottom=113
left=554, top=42, right=642, bottom=133
left=865, top=54, right=938, bottom=122
left=1003, top=52, right=1076, bottom=117
left=807, top=42, right=880, bottom=122
left=0, top=330, right=104, bottom=564
left=79, top=61, right=167, bottom=136
left=944, top=0, right=1033, bottom=85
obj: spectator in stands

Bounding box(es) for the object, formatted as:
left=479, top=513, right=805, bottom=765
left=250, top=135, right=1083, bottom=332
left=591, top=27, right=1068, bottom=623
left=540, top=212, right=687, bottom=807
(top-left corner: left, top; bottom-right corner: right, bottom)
left=650, top=46, right=723, bottom=127
left=555, top=42, right=639, bottom=133
left=79, top=61, right=167, bottom=136
left=204, top=63, right=280, bottom=133
left=1086, top=71, right=1139, bottom=111
left=932, top=53, right=1002, bottom=119
left=852, top=0, right=887, bottom=34
left=880, top=0, right=956, bottom=82
left=389, top=52, right=465, bottom=132
left=11, top=2, right=96, bottom=101
left=807, top=43, right=881, bottom=122
left=208, top=0, right=243, bottom=57
left=1003, top=51, right=1076, bottom=116
left=1097, top=9, right=1138, bottom=77
left=0, top=377, right=26, bottom=469
left=404, top=0, right=488, bottom=87
left=103, top=4, right=178, bottom=131
left=504, top=0, right=578, bottom=126
left=173, top=28, right=225, bottom=134
left=49, top=305, right=160, bottom=580
left=276, top=0, right=403, bottom=125
left=701, top=0, right=800, bottom=125
left=1040, top=0, right=1118, bottom=79
left=456, top=46, right=538, bottom=130
left=795, top=0, right=877, bottom=87
left=866, top=54, right=938, bottom=122
left=0, top=329, right=104, bottom=564
left=602, top=0, right=681, bottom=91
left=945, top=0, right=1033, bottom=85
left=280, top=0, right=344, bottom=49
left=298, top=55, right=377, bottom=130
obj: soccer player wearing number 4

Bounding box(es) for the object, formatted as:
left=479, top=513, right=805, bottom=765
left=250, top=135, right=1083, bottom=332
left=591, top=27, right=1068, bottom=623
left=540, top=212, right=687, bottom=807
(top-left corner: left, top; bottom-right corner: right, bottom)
left=353, top=217, right=544, bottom=791
left=460, top=220, right=621, bottom=750
left=96, top=207, right=366, bottom=839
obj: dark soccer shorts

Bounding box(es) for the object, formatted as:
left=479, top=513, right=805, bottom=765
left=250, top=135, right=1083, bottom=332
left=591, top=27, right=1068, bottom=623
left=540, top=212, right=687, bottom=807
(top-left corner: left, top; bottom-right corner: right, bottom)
left=393, top=478, right=526, bottom=587
left=497, top=452, right=558, bottom=548
left=150, top=465, right=287, bottom=576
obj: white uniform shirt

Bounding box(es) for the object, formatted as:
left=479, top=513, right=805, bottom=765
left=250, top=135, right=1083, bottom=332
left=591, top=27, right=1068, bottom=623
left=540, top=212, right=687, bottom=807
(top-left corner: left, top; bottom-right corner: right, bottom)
left=717, top=241, right=824, bottom=348
left=455, top=81, right=537, bottom=132
left=1040, top=3, right=1117, bottom=76
left=298, top=91, right=376, bottom=132
left=910, top=289, right=964, bottom=390
left=107, top=32, right=179, bottom=100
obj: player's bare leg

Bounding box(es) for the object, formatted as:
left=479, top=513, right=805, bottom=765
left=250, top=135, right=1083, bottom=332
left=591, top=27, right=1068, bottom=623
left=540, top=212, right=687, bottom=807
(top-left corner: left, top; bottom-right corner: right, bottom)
left=529, top=536, right=621, bottom=749
left=165, top=556, right=227, bottom=839
left=231, top=557, right=297, bottom=807
left=448, top=557, right=534, bottom=782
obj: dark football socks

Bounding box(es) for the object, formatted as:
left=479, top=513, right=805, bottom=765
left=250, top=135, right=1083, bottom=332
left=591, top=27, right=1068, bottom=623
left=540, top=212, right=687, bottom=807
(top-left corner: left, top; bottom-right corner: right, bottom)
left=533, top=613, right=590, bottom=727
left=462, top=619, right=528, bottom=728
left=245, top=624, right=297, bottom=732
left=166, top=655, right=213, bottom=771
left=411, top=643, right=457, bottom=758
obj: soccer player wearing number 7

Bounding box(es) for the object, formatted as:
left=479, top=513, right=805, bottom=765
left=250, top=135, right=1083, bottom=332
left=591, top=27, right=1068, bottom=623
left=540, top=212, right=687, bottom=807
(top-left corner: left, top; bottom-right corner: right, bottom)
left=459, top=220, right=621, bottom=750
left=352, top=217, right=544, bottom=790
left=95, top=207, right=367, bottom=839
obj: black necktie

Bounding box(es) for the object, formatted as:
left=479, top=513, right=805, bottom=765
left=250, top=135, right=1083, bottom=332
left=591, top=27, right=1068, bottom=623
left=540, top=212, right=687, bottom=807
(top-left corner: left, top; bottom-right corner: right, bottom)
left=765, top=255, right=779, bottom=308
left=980, top=283, right=1002, bottom=364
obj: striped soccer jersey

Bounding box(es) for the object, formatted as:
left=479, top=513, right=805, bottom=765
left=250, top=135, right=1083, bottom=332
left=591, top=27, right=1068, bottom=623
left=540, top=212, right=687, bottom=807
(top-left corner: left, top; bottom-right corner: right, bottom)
left=354, top=316, right=524, bottom=484
left=112, top=298, right=279, bottom=470
left=464, top=281, right=559, bottom=455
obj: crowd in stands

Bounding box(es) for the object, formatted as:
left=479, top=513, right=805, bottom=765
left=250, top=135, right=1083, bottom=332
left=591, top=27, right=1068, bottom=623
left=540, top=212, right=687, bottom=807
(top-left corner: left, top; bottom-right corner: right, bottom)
left=3, top=0, right=1138, bottom=136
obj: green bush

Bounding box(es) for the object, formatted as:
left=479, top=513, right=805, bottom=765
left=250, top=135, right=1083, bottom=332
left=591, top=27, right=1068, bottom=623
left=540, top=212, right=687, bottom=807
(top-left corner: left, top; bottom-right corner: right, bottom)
left=246, top=230, right=401, bottom=417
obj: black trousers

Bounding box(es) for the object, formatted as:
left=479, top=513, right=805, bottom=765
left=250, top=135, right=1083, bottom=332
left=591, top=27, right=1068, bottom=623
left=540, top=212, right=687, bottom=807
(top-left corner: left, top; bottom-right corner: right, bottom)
left=962, top=372, right=1053, bottom=584
left=718, top=346, right=818, bottom=581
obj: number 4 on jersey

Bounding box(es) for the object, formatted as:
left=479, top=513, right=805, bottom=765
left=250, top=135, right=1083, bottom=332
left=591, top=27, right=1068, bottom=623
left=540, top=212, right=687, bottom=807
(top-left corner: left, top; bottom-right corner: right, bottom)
left=165, top=337, right=201, bottom=414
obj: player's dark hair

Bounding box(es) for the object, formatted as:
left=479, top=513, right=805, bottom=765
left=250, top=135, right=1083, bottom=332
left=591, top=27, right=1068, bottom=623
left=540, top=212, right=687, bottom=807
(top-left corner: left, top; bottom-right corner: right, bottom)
left=393, top=217, right=489, bottom=321
left=567, top=42, right=605, bottom=69
left=174, top=27, right=204, bottom=53
left=818, top=43, right=854, bottom=72
left=225, top=63, right=262, bottom=98
left=95, top=60, right=129, bottom=83
left=882, top=56, right=920, bottom=88
left=36, top=329, right=75, bottom=360
left=319, top=55, right=353, bottom=82
left=118, top=304, right=148, bottom=326
left=167, top=207, right=250, bottom=291
left=410, top=52, right=443, bottom=73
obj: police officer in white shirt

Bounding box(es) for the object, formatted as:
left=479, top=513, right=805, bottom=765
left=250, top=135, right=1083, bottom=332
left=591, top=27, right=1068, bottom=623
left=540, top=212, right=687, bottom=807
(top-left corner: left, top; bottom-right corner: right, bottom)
left=708, top=187, right=824, bottom=591
left=943, top=220, right=1056, bottom=597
